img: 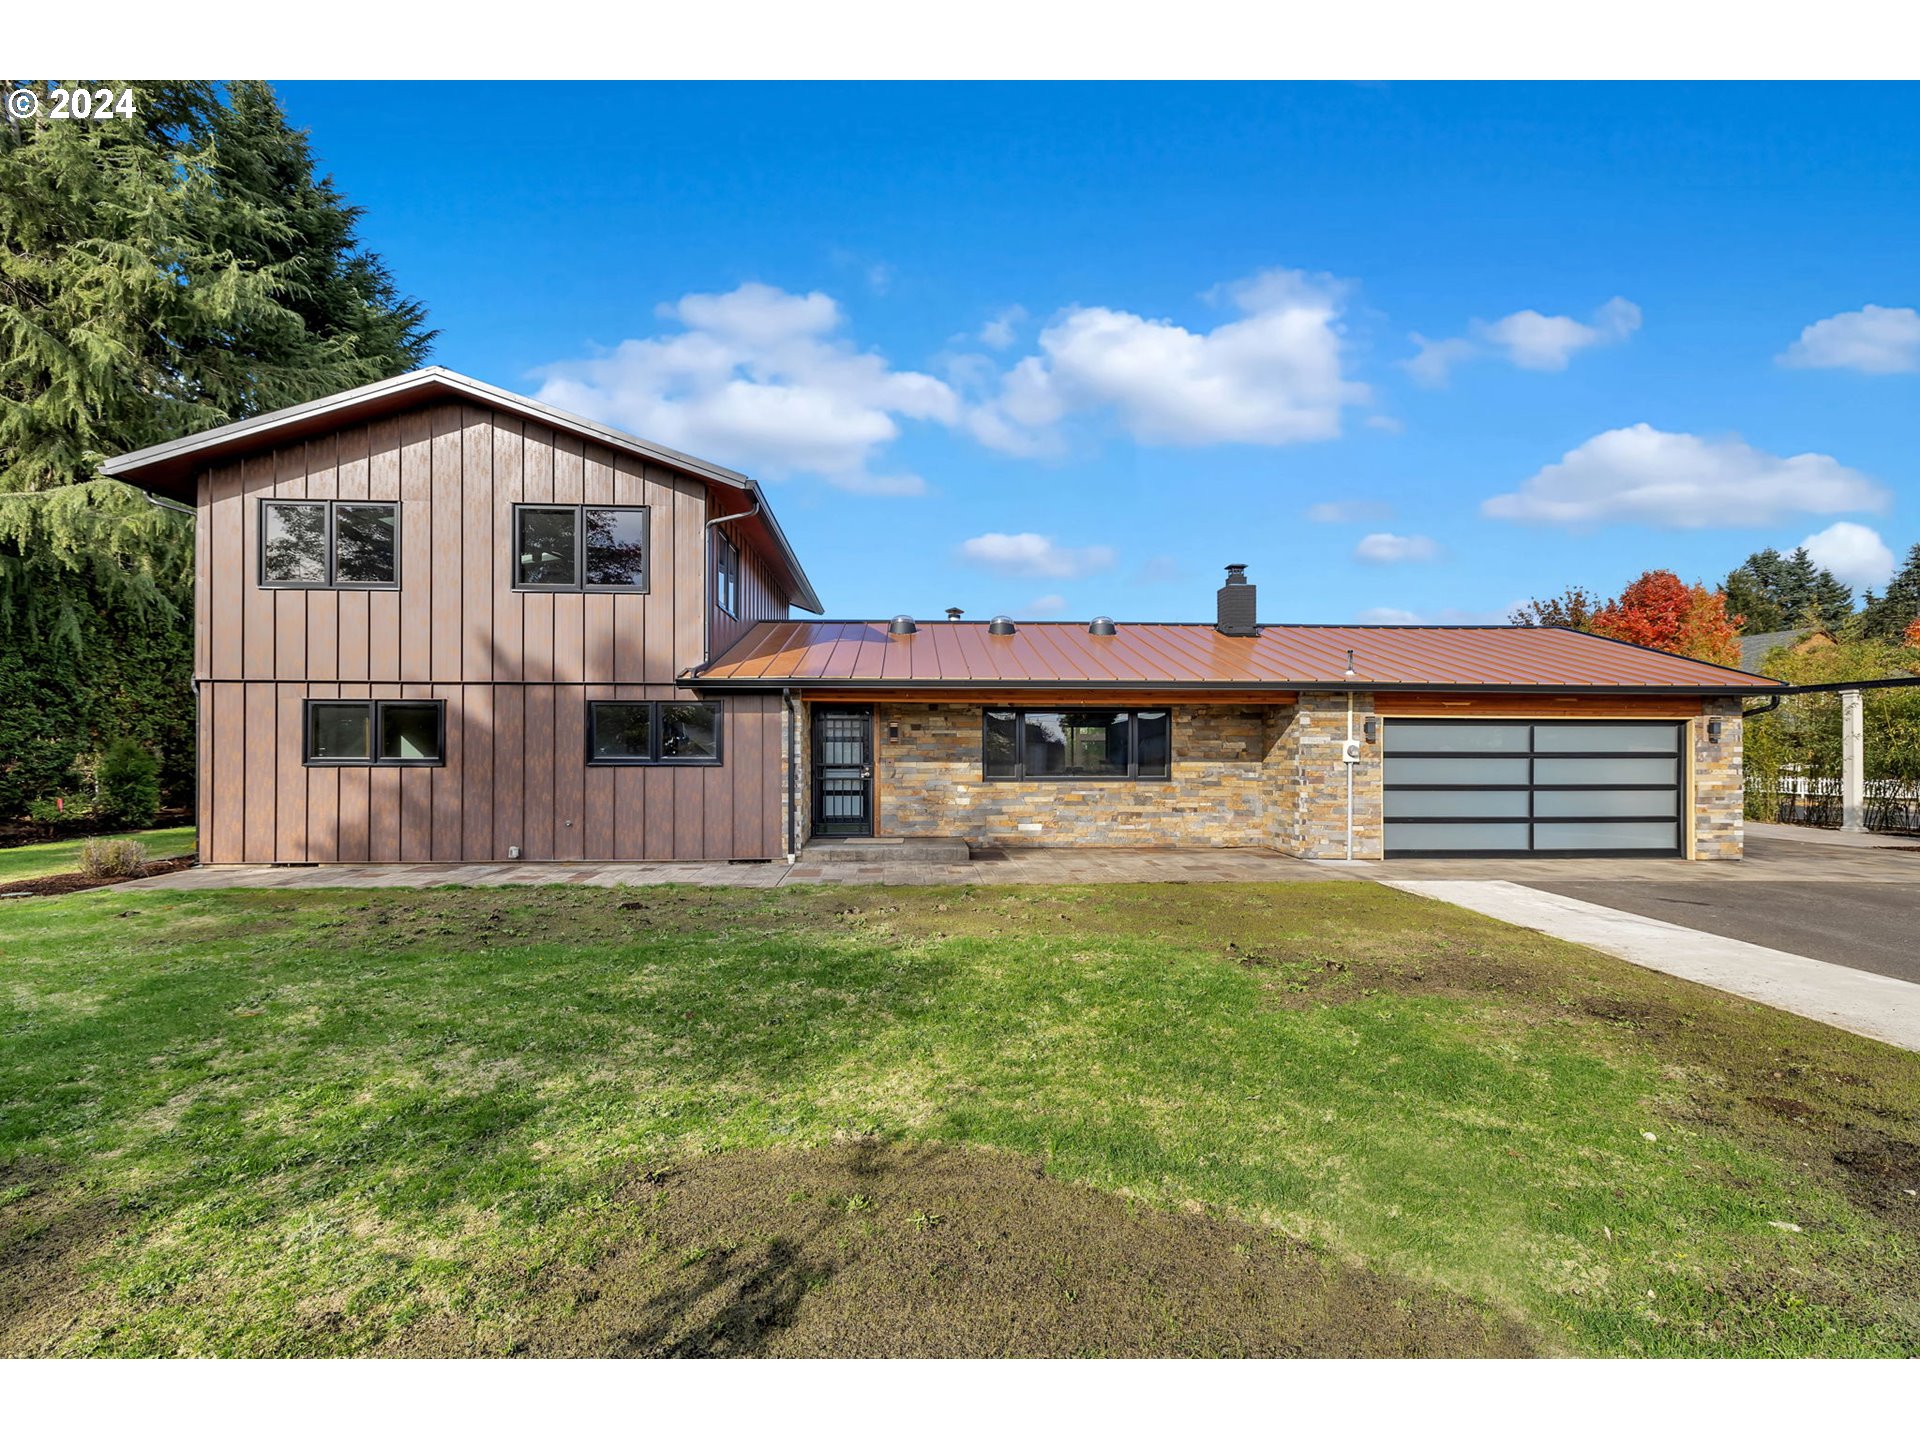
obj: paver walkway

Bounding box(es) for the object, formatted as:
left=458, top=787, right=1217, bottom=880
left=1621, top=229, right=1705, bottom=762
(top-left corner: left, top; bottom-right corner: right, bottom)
left=115, top=846, right=1334, bottom=892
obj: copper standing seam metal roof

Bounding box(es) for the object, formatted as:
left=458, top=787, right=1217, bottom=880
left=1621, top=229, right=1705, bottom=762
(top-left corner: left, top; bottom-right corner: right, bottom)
left=690, top=621, right=1786, bottom=692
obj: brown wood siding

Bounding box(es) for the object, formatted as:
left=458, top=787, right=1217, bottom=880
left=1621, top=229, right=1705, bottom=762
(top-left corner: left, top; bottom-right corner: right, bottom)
left=193, top=685, right=787, bottom=864
left=709, top=516, right=792, bottom=660
left=1372, top=693, right=1708, bottom=719
left=194, top=401, right=797, bottom=862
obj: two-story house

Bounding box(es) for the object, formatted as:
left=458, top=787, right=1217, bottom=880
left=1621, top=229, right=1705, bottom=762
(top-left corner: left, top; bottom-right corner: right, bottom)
left=104, top=367, right=1779, bottom=866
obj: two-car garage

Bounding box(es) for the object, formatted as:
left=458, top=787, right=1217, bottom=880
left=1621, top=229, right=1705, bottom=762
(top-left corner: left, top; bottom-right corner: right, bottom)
left=1382, top=718, right=1686, bottom=858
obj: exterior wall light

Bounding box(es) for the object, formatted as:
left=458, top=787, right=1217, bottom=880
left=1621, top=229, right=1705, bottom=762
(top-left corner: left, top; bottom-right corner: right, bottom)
left=1363, top=716, right=1379, bottom=744
left=1708, top=718, right=1723, bottom=743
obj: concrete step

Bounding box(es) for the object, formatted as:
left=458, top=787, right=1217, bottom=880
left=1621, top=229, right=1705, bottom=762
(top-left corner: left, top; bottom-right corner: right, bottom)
left=801, top=837, right=972, bottom=864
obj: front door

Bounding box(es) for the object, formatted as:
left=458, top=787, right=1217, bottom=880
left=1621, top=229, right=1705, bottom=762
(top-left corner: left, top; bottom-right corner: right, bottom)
left=812, top=707, right=873, bottom=836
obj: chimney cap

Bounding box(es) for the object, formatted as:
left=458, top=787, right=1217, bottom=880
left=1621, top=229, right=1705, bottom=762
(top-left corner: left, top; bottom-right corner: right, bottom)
left=944, top=607, right=963, bottom=621
left=1223, top=563, right=1249, bottom=583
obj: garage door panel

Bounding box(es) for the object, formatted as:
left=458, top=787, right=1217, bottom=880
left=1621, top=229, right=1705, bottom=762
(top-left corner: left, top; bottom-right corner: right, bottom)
left=1384, top=718, right=1684, bottom=858
left=1384, top=822, right=1531, bottom=851
left=1386, top=789, right=1531, bottom=818
left=1533, top=788, right=1677, bottom=818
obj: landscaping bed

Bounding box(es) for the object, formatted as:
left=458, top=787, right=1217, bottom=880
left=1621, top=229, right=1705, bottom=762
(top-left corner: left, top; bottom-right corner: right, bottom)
left=0, top=856, right=195, bottom=899
left=1, top=881, right=1915, bottom=1357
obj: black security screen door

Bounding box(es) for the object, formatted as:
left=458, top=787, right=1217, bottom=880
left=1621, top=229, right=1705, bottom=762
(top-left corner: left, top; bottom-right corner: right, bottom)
left=1384, top=718, right=1685, bottom=858
left=813, top=707, right=873, bottom=837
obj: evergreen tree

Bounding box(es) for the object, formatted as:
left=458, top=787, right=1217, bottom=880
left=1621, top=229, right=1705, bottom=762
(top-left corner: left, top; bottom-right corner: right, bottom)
left=1723, top=545, right=1851, bottom=634
left=1862, top=543, right=1920, bottom=642
left=0, top=81, right=432, bottom=818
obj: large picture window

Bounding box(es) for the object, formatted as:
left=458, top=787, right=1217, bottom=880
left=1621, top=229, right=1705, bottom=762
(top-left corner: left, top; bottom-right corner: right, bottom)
left=514, top=505, right=650, bottom=591
left=304, top=700, right=444, bottom=766
left=982, top=709, right=1171, bottom=781
left=261, top=500, right=399, bottom=587
left=588, top=701, right=722, bottom=765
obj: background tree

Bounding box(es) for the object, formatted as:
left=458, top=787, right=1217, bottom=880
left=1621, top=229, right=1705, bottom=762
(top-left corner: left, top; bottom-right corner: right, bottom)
left=1586, top=569, right=1742, bottom=667
left=0, top=81, right=432, bottom=821
left=1862, top=543, right=1920, bottom=642
left=1509, top=585, right=1600, bottom=630
left=1723, top=545, right=1852, bottom=635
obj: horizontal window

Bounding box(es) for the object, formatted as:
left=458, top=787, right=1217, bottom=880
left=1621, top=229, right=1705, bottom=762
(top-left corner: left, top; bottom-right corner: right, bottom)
left=515, top=504, right=650, bottom=591
left=304, top=700, right=443, bottom=766
left=262, top=500, right=399, bottom=588
left=1532, top=788, right=1678, bottom=819
left=1383, top=822, right=1531, bottom=852
left=1533, top=756, right=1677, bottom=786
left=588, top=701, right=722, bottom=765
left=1385, top=756, right=1531, bottom=786
left=983, top=709, right=1170, bottom=781
left=1384, top=789, right=1531, bottom=819
left=1532, top=821, right=1679, bottom=851
left=1531, top=723, right=1680, bottom=755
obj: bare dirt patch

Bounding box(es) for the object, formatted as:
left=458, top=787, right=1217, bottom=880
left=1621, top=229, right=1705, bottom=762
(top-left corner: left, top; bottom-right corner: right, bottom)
left=0, top=857, right=194, bottom=899
left=0, top=1159, right=120, bottom=1353
left=419, top=1142, right=1540, bottom=1358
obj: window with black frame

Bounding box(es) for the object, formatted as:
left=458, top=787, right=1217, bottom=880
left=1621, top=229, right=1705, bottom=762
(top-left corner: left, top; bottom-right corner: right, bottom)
left=588, top=701, right=721, bottom=764
left=715, top=530, right=739, bottom=617
left=304, top=700, right=444, bottom=765
left=983, top=709, right=1170, bottom=781
left=514, top=505, right=649, bottom=591
left=261, top=500, right=399, bottom=587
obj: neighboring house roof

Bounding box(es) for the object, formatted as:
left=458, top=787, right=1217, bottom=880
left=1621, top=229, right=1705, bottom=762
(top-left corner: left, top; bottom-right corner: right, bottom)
left=1737, top=628, right=1831, bottom=672
left=98, top=366, right=823, bottom=614
left=693, top=620, right=1785, bottom=693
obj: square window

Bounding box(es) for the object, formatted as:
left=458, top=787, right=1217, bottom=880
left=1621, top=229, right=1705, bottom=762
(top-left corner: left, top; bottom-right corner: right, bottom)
left=659, top=703, right=719, bottom=761
left=591, top=702, right=653, bottom=761
left=516, top=507, right=579, bottom=587
left=333, top=503, right=398, bottom=584
left=380, top=703, right=443, bottom=762
left=585, top=507, right=649, bottom=588
left=263, top=501, right=329, bottom=583
left=307, top=702, right=371, bottom=760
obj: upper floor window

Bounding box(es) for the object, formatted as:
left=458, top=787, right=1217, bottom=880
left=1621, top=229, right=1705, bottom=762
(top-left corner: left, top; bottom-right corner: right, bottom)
left=983, top=709, right=1171, bottom=782
left=261, top=500, right=399, bottom=588
left=514, top=504, right=650, bottom=592
left=715, top=530, right=739, bottom=617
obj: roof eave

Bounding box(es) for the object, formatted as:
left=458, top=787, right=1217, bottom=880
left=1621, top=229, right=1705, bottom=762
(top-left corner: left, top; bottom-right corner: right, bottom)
left=687, top=677, right=1784, bottom=695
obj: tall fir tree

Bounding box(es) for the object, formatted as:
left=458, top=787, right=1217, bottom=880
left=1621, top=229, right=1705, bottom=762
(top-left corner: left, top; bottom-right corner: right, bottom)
left=0, top=81, right=432, bottom=819
left=1723, top=545, right=1851, bottom=635
left=1862, top=543, right=1920, bottom=642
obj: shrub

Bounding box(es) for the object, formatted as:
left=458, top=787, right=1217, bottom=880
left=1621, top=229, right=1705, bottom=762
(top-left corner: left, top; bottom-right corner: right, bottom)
left=95, top=739, right=162, bottom=828
left=26, top=794, right=94, bottom=831
left=78, top=838, right=150, bottom=879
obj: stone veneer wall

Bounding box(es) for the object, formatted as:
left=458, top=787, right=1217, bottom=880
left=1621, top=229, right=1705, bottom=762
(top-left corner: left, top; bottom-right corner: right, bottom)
left=873, top=703, right=1288, bottom=848
left=1692, top=696, right=1744, bottom=861
left=1273, top=693, right=1383, bottom=859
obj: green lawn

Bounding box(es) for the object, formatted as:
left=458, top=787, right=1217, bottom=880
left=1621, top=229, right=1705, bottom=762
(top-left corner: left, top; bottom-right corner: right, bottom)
left=0, top=827, right=197, bottom=884
left=1, top=881, right=1915, bottom=1356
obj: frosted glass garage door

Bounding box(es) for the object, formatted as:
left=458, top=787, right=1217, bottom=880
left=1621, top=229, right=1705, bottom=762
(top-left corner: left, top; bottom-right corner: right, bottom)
left=1384, top=719, right=1685, bottom=857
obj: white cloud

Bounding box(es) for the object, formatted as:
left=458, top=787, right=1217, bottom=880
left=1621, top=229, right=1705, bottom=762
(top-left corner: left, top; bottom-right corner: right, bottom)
left=533, top=282, right=956, bottom=496
left=965, top=268, right=1369, bottom=453
left=1799, top=521, right=1896, bottom=591
left=1026, top=594, right=1069, bottom=617
left=1306, top=499, right=1394, bottom=524
left=978, top=306, right=1027, bottom=350
left=1357, top=604, right=1518, bottom=625
left=1365, top=414, right=1405, bottom=434
left=1482, top=424, right=1887, bottom=529
left=1403, top=297, right=1640, bottom=387
left=956, top=531, right=1117, bottom=580
left=1353, top=532, right=1440, bottom=564
left=1778, top=305, right=1920, bottom=374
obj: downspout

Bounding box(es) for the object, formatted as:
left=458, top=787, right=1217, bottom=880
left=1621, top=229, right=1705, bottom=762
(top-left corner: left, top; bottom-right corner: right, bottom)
left=784, top=687, right=798, bottom=863
left=701, top=495, right=764, bottom=669
left=1345, top=691, right=1356, bottom=861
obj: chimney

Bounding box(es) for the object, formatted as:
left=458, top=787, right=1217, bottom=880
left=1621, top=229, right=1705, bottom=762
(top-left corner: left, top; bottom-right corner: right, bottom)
left=945, top=607, right=963, bottom=621
left=1216, top=564, right=1259, bottom=636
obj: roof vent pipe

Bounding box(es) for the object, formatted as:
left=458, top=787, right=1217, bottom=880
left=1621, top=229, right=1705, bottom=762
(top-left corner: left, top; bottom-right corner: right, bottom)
left=1216, top=564, right=1259, bottom=637
left=889, top=615, right=917, bottom=635
left=988, top=615, right=1017, bottom=636
left=1344, top=649, right=1356, bottom=678
left=1089, top=616, right=1117, bottom=636
left=945, top=607, right=963, bottom=621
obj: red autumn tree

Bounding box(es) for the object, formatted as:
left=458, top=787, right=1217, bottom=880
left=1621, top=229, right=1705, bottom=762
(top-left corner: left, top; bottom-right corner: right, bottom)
left=1588, top=570, right=1742, bottom=667
left=1904, top=614, right=1920, bottom=652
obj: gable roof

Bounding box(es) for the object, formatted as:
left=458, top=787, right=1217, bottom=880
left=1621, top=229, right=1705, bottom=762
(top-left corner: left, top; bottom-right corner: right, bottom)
left=692, top=620, right=1784, bottom=693
left=98, top=366, right=822, bottom=613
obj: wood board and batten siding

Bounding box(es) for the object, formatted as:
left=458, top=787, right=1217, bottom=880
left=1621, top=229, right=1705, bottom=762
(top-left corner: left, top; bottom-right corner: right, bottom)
left=196, top=401, right=792, bottom=863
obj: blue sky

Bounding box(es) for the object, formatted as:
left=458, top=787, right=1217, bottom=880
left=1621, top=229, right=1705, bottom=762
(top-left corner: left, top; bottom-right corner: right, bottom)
left=276, top=81, right=1920, bottom=624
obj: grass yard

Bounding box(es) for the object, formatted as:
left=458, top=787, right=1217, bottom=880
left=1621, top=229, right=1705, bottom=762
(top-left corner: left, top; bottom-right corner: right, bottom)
left=1, top=880, right=1915, bottom=1357
left=0, top=827, right=198, bottom=885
